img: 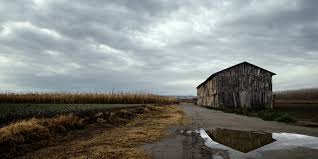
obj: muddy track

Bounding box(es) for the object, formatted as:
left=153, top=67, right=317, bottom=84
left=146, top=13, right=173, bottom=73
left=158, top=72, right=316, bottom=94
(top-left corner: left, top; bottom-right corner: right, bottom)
left=143, top=103, right=318, bottom=159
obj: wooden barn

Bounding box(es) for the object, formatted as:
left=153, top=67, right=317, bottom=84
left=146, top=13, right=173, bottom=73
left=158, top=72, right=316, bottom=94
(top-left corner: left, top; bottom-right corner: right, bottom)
left=197, top=62, right=276, bottom=109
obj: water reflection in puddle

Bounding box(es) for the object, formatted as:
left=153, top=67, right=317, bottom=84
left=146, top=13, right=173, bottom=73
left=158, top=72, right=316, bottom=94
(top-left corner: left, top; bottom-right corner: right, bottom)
left=207, top=128, right=274, bottom=153
left=200, top=128, right=318, bottom=159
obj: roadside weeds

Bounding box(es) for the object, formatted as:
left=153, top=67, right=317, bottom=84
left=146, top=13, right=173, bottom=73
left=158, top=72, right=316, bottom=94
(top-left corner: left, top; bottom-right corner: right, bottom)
left=7, top=105, right=184, bottom=159
left=202, top=106, right=300, bottom=124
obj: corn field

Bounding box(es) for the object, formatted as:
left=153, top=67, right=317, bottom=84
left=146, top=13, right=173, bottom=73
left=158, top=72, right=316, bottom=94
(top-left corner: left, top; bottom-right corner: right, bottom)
left=0, top=92, right=178, bottom=104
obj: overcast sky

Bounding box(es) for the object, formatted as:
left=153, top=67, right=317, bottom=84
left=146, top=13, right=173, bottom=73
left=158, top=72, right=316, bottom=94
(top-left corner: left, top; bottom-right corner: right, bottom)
left=0, top=0, right=317, bottom=95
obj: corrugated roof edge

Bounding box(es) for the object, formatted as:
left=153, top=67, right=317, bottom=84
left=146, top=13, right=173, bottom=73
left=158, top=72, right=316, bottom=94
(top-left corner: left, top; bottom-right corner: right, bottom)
left=196, top=61, right=276, bottom=89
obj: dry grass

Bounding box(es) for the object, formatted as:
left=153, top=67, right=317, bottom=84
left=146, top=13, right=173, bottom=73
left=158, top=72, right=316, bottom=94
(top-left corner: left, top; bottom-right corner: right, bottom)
left=0, top=118, right=49, bottom=145
left=0, top=114, right=85, bottom=157
left=43, top=114, right=84, bottom=131
left=0, top=114, right=85, bottom=144
left=0, top=106, right=149, bottom=158
left=0, top=92, right=178, bottom=105
left=18, top=106, right=184, bottom=159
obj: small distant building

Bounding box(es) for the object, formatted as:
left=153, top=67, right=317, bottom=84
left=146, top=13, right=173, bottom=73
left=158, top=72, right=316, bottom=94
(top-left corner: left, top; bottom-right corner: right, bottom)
left=196, top=62, right=276, bottom=109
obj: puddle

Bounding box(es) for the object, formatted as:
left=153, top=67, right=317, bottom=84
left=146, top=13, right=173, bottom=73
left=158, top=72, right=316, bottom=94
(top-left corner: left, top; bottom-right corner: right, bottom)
left=206, top=128, right=274, bottom=153
left=144, top=127, right=318, bottom=159
left=200, top=128, right=318, bottom=159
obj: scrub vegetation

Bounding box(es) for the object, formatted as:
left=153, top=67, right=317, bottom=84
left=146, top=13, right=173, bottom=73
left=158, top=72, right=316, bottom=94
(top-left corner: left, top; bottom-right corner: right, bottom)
left=0, top=105, right=184, bottom=159
left=257, top=110, right=295, bottom=123
left=218, top=107, right=296, bottom=123
left=0, top=106, right=146, bottom=158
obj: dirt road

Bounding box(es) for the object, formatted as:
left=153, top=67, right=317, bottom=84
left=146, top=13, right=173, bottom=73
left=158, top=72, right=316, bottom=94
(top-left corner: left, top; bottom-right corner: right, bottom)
left=143, top=103, right=318, bottom=159
left=181, top=103, right=318, bottom=136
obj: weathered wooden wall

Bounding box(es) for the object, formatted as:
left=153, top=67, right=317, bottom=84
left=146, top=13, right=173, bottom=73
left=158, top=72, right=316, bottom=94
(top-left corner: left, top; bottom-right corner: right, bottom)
left=197, top=63, right=274, bottom=109
left=197, top=77, right=219, bottom=107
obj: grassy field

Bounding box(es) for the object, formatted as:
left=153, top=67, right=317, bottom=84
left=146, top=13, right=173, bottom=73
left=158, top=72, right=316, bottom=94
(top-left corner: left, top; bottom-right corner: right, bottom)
left=272, top=88, right=318, bottom=124
left=0, top=92, right=178, bottom=126
left=274, top=101, right=318, bottom=123
left=0, top=104, right=145, bottom=126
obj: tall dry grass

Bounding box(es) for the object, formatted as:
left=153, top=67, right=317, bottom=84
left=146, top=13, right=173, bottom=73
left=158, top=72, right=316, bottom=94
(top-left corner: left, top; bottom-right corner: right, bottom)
left=0, top=92, right=178, bottom=104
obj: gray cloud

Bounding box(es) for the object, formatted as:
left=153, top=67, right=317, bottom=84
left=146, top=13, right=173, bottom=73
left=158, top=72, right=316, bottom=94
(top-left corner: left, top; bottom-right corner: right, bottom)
left=0, top=0, right=317, bottom=95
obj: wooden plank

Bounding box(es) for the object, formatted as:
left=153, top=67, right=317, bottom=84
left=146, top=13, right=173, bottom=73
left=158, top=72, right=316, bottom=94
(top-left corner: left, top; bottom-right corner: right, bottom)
left=233, top=92, right=237, bottom=108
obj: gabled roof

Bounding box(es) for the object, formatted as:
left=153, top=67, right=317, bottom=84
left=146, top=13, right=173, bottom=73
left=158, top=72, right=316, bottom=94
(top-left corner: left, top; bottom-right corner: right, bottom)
left=196, top=62, right=276, bottom=89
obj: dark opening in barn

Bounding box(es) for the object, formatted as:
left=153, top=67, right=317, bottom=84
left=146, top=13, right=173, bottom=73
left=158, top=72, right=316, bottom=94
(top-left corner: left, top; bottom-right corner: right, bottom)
left=197, top=62, right=276, bottom=109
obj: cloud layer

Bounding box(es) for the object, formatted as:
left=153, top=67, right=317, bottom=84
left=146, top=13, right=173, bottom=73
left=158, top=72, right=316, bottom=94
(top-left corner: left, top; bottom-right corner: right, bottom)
left=0, top=0, right=317, bottom=95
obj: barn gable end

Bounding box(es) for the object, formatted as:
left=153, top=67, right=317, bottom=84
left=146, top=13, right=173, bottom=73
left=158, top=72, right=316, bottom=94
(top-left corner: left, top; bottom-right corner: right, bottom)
left=196, top=62, right=275, bottom=109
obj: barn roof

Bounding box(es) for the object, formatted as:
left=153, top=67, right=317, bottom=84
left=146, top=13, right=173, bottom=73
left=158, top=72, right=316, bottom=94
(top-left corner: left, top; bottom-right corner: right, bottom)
left=196, top=62, right=276, bottom=89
